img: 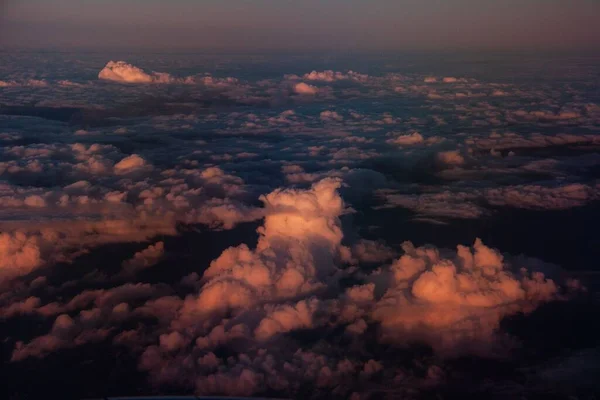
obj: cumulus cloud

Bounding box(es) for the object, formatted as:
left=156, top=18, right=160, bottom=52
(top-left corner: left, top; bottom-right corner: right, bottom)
left=182, top=178, right=347, bottom=315
left=437, top=150, right=465, bottom=167
left=120, top=242, right=165, bottom=276
left=6, top=177, right=578, bottom=399
left=293, top=82, right=319, bottom=95
left=0, top=139, right=260, bottom=282
left=11, top=314, right=111, bottom=361
left=371, top=239, right=561, bottom=355
left=0, top=232, right=43, bottom=282
left=98, top=61, right=176, bottom=84
left=254, top=298, right=320, bottom=340
left=113, top=154, right=152, bottom=175
left=1, top=53, right=596, bottom=399
left=320, top=110, right=343, bottom=121
left=386, top=131, right=424, bottom=146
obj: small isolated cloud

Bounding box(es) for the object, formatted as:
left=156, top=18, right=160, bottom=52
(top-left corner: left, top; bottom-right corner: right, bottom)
left=294, top=82, right=319, bottom=95
left=320, top=110, right=343, bottom=121
left=437, top=150, right=465, bottom=167
left=113, top=154, right=152, bottom=175
left=98, top=61, right=176, bottom=84
left=442, top=77, right=459, bottom=83
left=386, top=131, right=424, bottom=146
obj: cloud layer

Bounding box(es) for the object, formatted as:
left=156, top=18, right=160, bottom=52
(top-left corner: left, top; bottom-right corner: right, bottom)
left=0, top=54, right=597, bottom=399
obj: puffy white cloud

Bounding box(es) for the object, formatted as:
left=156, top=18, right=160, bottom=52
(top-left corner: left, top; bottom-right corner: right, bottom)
left=113, top=154, right=152, bottom=175
left=98, top=61, right=176, bottom=84
left=1, top=54, right=595, bottom=399
left=386, top=131, right=424, bottom=146
left=5, top=176, right=579, bottom=399
left=437, top=150, right=465, bottom=167
left=183, top=178, right=346, bottom=316
left=0, top=232, right=43, bottom=282
left=11, top=313, right=111, bottom=361
left=320, top=110, right=343, bottom=121
left=254, top=298, right=320, bottom=340
left=442, top=77, right=459, bottom=83
left=121, top=242, right=165, bottom=276
left=294, top=82, right=319, bottom=95
left=371, top=239, right=561, bottom=355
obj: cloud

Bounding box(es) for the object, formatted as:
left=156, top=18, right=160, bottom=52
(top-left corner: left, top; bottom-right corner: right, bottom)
left=379, top=191, right=485, bottom=220
left=351, top=239, right=396, bottom=264
left=437, top=150, right=465, bottom=167
left=113, top=154, right=152, bottom=175
left=11, top=314, right=112, bottom=361
left=182, top=178, right=346, bottom=316
left=467, top=132, right=600, bottom=152
left=0, top=139, right=259, bottom=282
left=302, top=70, right=369, bottom=82
left=254, top=298, right=320, bottom=340
left=1, top=55, right=596, bottom=399
left=0, top=232, right=43, bottom=282
left=320, top=110, right=343, bottom=121
left=0, top=79, right=48, bottom=87
left=98, top=61, right=176, bottom=84
left=386, top=131, right=424, bottom=146
left=293, top=82, right=319, bottom=95
left=485, top=183, right=600, bottom=210
left=442, top=77, right=459, bottom=83
left=5, top=178, right=578, bottom=399
left=380, top=181, right=600, bottom=221
left=120, top=241, right=165, bottom=276
left=371, top=239, right=561, bottom=355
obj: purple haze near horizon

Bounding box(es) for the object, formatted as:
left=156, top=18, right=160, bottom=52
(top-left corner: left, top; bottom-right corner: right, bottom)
left=1, top=0, right=599, bottom=51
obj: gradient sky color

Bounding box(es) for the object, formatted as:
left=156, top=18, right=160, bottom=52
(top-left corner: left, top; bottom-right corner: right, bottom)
left=1, top=0, right=599, bottom=51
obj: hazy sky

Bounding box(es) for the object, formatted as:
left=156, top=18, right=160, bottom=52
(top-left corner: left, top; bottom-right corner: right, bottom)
left=1, top=0, right=599, bottom=51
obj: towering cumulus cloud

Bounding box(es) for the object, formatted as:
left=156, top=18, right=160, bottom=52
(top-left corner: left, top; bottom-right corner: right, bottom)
left=371, top=239, right=560, bottom=355
left=181, top=178, right=346, bottom=315
left=137, top=179, right=350, bottom=393
left=130, top=180, right=569, bottom=397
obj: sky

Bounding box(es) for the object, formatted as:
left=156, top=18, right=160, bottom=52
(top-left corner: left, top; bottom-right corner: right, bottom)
left=1, top=0, right=599, bottom=52
left=1, top=3, right=600, bottom=397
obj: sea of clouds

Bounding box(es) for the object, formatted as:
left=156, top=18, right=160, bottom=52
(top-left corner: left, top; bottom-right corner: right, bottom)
left=0, top=54, right=598, bottom=399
